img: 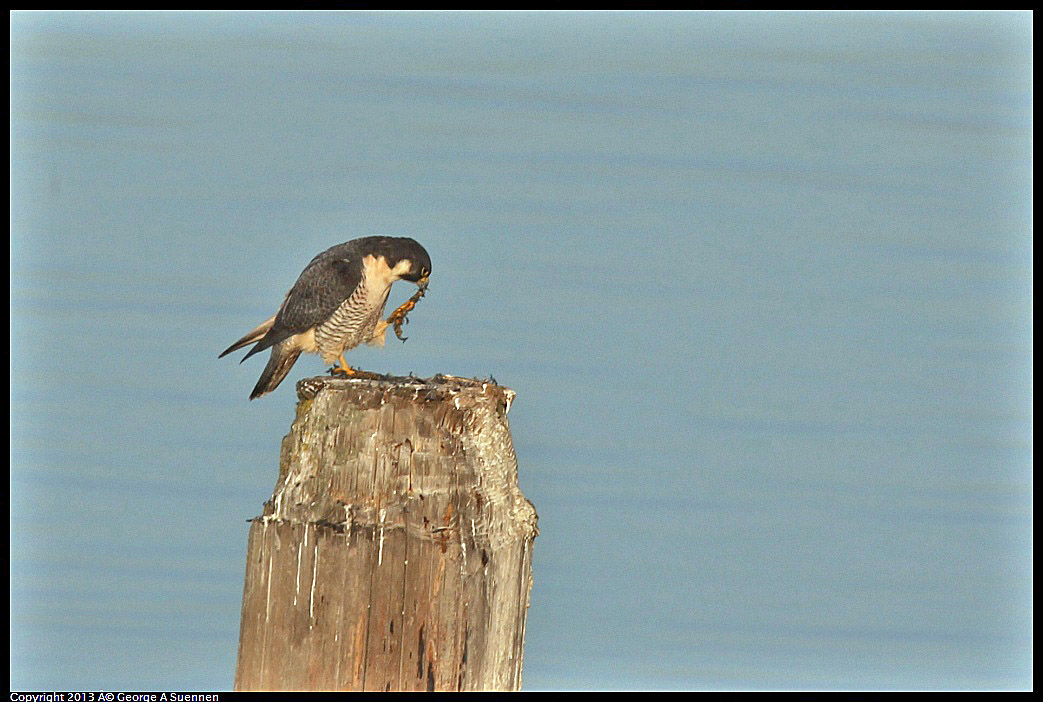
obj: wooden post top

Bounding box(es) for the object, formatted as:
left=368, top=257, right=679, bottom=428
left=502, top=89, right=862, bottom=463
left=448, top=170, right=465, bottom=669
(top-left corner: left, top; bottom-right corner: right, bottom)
left=295, top=372, right=516, bottom=406
left=256, top=372, right=537, bottom=544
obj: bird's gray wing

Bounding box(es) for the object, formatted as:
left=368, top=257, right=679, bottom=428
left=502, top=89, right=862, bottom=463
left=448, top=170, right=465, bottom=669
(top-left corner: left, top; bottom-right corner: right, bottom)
left=241, top=249, right=363, bottom=360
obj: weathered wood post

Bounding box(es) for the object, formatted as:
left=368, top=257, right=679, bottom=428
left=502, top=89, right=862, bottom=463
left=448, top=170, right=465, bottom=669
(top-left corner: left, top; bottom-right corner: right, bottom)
left=234, top=375, right=538, bottom=692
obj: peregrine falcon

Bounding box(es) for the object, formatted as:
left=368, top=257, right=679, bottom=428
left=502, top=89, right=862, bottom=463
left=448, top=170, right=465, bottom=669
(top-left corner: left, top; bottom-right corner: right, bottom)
left=219, top=236, right=431, bottom=400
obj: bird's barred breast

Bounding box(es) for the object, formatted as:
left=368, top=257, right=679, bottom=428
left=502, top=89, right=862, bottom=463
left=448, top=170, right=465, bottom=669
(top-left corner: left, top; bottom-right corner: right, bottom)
left=313, top=254, right=396, bottom=363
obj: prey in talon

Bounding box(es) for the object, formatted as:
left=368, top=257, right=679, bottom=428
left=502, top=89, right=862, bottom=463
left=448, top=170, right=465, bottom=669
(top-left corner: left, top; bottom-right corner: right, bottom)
left=219, top=236, right=432, bottom=399
left=386, top=279, right=428, bottom=342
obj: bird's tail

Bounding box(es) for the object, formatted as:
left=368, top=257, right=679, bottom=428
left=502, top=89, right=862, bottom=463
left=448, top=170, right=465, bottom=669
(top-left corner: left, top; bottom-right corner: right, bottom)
left=250, top=341, right=302, bottom=400
left=219, top=315, right=276, bottom=359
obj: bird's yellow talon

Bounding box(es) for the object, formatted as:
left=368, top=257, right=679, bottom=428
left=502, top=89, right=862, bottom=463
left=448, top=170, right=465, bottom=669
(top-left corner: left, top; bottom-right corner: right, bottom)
left=386, top=283, right=427, bottom=343
left=329, top=354, right=357, bottom=377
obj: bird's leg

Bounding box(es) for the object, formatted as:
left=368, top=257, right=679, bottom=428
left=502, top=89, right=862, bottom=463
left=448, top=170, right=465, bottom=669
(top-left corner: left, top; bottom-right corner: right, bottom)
left=330, top=354, right=357, bottom=377
left=330, top=355, right=381, bottom=380
left=386, top=282, right=428, bottom=342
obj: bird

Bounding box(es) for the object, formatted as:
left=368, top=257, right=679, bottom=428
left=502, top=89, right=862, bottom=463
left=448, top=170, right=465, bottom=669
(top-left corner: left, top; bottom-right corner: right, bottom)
left=220, top=236, right=431, bottom=400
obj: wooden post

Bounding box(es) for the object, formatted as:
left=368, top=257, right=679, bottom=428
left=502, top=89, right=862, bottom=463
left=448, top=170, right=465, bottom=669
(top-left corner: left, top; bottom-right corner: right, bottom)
left=233, top=375, right=538, bottom=692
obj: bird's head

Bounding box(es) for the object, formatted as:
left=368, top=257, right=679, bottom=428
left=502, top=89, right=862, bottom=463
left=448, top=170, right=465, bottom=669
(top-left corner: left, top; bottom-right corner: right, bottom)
left=384, top=237, right=432, bottom=289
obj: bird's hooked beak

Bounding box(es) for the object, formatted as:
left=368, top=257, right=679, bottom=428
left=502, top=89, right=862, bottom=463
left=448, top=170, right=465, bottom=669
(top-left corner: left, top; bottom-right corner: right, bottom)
left=417, top=273, right=429, bottom=292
